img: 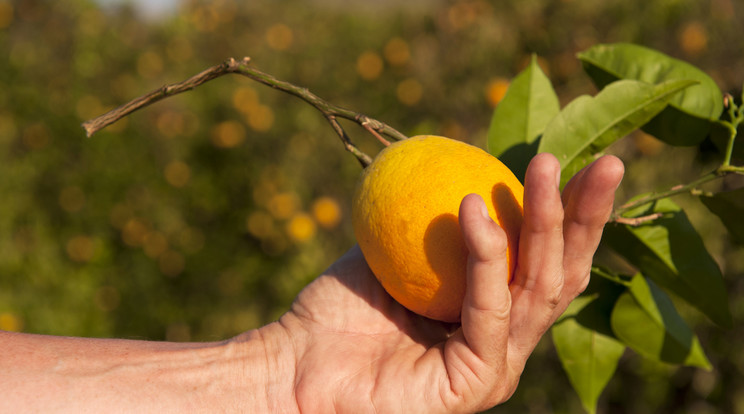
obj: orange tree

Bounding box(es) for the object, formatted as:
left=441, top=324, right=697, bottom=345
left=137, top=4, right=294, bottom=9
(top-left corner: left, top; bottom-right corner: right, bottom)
left=2, top=1, right=744, bottom=412
left=86, top=42, right=742, bottom=414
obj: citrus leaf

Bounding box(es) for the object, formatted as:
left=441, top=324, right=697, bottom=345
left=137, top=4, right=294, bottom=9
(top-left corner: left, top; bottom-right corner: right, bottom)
left=538, top=79, right=694, bottom=188
left=610, top=274, right=711, bottom=369
left=487, top=54, right=559, bottom=182
left=603, top=198, right=732, bottom=328
left=553, top=280, right=626, bottom=414
left=578, top=43, right=724, bottom=146
left=699, top=188, right=744, bottom=245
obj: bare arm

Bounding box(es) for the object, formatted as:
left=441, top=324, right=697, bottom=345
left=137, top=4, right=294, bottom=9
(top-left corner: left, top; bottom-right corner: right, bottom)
left=0, top=324, right=298, bottom=413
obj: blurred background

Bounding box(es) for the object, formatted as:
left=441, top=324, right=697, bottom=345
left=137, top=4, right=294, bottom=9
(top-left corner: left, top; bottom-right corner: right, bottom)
left=1, top=0, right=743, bottom=412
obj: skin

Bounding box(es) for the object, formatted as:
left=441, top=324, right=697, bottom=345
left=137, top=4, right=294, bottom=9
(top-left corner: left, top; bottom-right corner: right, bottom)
left=0, top=153, right=624, bottom=413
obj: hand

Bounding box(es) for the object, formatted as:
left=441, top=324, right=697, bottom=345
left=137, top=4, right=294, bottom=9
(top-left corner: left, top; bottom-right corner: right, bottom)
left=275, top=153, right=625, bottom=413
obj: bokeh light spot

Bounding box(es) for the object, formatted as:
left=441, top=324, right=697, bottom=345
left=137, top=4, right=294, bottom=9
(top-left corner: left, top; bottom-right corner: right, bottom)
left=384, top=37, right=411, bottom=66
left=0, top=1, right=14, bottom=29
left=122, top=218, right=150, bottom=247
left=268, top=192, right=300, bottom=220
left=312, top=197, right=342, bottom=229
left=0, top=312, right=23, bottom=332
left=679, top=21, right=708, bottom=56
left=143, top=231, right=169, bottom=259
left=286, top=213, right=316, bottom=243
left=211, top=120, right=246, bottom=148
left=486, top=77, right=511, bottom=107
left=66, top=235, right=96, bottom=263
left=266, top=23, right=294, bottom=51
left=247, top=104, right=275, bottom=132
left=164, top=160, right=191, bottom=188
left=357, top=51, right=384, bottom=81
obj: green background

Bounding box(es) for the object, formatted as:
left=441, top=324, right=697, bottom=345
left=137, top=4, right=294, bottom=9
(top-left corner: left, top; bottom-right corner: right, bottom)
left=1, top=0, right=743, bottom=412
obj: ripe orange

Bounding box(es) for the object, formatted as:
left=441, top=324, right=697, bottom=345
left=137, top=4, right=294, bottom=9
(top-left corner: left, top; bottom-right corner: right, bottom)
left=352, top=135, right=524, bottom=322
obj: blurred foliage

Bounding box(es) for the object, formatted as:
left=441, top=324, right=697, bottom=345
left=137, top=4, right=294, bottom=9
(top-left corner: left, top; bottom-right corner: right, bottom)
left=0, top=0, right=743, bottom=412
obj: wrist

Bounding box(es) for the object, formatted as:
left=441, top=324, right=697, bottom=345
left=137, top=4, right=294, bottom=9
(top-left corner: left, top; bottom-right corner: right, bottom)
left=231, top=316, right=305, bottom=413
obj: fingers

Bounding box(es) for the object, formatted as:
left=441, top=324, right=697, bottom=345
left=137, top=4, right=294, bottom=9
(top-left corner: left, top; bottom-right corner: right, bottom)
left=457, top=193, right=511, bottom=364
left=505, top=153, right=565, bottom=358
left=560, top=155, right=624, bottom=301
left=513, top=153, right=565, bottom=299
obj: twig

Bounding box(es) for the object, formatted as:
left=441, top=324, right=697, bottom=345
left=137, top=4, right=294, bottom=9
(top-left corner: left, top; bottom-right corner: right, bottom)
left=610, top=166, right=744, bottom=225
left=82, top=57, right=409, bottom=167
left=612, top=213, right=665, bottom=226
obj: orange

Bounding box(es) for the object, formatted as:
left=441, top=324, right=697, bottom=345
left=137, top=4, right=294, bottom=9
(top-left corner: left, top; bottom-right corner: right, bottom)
left=352, top=135, right=524, bottom=322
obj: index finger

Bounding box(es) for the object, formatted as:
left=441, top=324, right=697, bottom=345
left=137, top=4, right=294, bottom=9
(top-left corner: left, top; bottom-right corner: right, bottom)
left=560, top=155, right=624, bottom=302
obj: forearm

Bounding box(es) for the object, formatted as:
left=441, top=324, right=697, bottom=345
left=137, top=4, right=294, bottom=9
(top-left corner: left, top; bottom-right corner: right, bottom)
left=0, top=322, right=298, bottom=413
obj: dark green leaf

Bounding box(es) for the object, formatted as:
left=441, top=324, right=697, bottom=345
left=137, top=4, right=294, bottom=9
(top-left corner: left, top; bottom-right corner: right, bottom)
left=553, top=286, right=626, bottom=414
left=699, top=188, right=744, bottom=244
left=487, top=54, right=559, bottom=181
left=538, top=79, right=694, bottom=188
left=603, top=198, right=732, bottom=328
left=610, top=274, right=711, bottom=368
left=579, top=43, right=723, bottom=146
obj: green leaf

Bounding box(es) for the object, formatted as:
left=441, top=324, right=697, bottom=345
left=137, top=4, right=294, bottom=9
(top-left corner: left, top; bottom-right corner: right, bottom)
left=578, top=43, right=724, bottom=146
left=610, top=274, right=711, bottom=369
left=553, top=281, right=626, bottom=414
left=538, top=79, right=694, bottom=188
left=603, top=198, right=732, bottom=328
left=699, top=188, right=744, bottom=245
left=487, top=54, right=559, bottom=182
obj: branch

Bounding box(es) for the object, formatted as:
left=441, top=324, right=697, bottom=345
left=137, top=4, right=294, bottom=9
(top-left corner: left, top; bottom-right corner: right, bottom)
left=612, top=213, right=665, bottom=226
left=82, top=58, right=246, bottom=137
left=82, top=57, right=409, bottom=167
left=610, top=165, right=744, bottom=224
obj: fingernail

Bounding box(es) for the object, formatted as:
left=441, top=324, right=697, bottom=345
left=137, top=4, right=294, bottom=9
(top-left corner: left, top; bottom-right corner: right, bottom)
left=555, top=165, right=562, bottom=188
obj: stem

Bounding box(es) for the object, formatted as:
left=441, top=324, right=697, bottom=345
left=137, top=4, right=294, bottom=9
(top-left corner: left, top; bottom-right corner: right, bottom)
left=235, top=64, right=408, bottom=143
left=721, top=94, right=743, bottom=167
left=591, top=266, right=632, bottom=287
left=82, top=57, right=409, bottom=167
left=611, top=167, right=743, bottom=222
left=611, top=94, right=744, bottom=224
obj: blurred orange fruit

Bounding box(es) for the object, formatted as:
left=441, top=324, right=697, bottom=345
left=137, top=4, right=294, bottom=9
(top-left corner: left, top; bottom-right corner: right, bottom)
left=352, top=135, right=524, bottom=322
left=286, top=213, right=316, bottom=243
left=312, top=197, right=342, bottom=229
left=486, top=77, right=510, bottom=107
left=679, top=21, right=708, bottom=56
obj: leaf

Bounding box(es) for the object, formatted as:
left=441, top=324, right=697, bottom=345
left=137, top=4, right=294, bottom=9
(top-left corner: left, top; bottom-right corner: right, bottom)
left=553, top=282, right=626, bottom=414
left=603, top=198, right=732, bottom=328
left=487, top=54, right=559, bottom=182
left=579, top=43, right=724, bottom=146
left=699, top=188, right=744, bottom=245
left=538, top=79, right=694, bottom=188
left=610, top=274, right=711, bottom=369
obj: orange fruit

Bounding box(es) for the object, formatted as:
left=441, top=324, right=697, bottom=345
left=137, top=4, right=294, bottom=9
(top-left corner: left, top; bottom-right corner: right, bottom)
left=352, top=135, right=524, bottom=322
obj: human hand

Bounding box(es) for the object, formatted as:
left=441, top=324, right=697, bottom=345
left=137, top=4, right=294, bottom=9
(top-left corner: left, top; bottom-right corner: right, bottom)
left=275, top=153, right=624, bottom=413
